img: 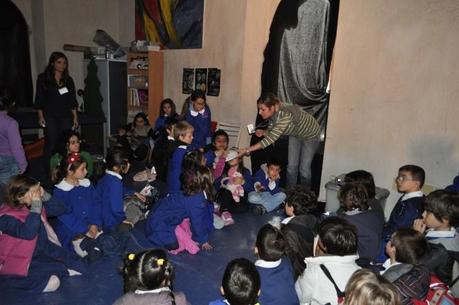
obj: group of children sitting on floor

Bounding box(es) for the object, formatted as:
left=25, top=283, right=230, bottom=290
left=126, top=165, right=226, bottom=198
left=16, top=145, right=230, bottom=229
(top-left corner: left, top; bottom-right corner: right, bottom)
left=1, top=89, right=459, bottom=305
left=114, top=164, right=459, bottom=305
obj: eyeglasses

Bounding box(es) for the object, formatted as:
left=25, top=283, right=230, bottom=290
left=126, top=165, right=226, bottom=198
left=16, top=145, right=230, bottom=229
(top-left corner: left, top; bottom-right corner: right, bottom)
left=395, top=175, right=415, bottom=182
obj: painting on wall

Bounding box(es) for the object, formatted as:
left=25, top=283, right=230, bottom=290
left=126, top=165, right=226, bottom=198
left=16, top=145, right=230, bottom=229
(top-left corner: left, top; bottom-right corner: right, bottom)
left=135, top=0, right=204, bottom=49
left=182, top=68, right=194, bottom=94
left=195, top=68, right=207, bottom=93
left=207, top=68, right=221, bottom=96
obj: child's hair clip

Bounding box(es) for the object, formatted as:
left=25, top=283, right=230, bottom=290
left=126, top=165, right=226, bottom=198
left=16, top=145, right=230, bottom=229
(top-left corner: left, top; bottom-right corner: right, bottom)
left=67, top=152, right=81, bottom=164
left=156, top=258, right=165, bottom=266
left=128, top=253, right=135, bottom=261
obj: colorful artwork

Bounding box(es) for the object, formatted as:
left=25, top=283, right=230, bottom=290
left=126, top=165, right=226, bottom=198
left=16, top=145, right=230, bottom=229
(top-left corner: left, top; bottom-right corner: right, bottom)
left=135, top=0, right=204, bottom=49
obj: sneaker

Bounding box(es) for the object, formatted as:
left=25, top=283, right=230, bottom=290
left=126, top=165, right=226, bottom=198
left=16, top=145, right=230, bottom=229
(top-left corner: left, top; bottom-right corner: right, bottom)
left=221, top=211, right=235, bottom=226
left=252, top=205, right=267, bottom=216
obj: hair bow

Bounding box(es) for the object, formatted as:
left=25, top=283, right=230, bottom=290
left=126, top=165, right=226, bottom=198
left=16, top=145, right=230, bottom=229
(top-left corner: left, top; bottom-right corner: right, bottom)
left=67, top=152, right=81, bottom=164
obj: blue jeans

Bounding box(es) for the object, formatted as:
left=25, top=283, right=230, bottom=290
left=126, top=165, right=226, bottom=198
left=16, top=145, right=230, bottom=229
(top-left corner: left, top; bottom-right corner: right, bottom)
left=286, top=136, right=320, bottom=189
left=0, top=155, right=19, bottom=186
left=248, top=191, right=287, bottom=212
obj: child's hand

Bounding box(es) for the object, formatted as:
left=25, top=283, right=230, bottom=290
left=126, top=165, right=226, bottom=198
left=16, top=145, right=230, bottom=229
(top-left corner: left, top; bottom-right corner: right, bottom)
left=254, top=182, right=264, bottom=192
left=413, top=219, right=426, bottom=233
left=201, top=242, right=213, bottom=251
left=134, top=192, right=146, bottom=202
left=87, top=225, right=99, bottom=238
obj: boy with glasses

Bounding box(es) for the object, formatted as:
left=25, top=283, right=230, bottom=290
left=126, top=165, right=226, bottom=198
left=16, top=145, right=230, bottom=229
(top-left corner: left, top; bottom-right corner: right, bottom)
left=383, top=164, right=426, bottom=241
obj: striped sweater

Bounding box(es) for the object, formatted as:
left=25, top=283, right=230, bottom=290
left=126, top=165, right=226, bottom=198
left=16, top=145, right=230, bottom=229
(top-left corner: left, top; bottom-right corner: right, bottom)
left=260, top=104, right=320, bottom=149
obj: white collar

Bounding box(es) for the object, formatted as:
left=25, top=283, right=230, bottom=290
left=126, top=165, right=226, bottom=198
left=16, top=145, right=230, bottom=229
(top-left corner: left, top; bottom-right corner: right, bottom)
left=134, top=287, right=171, bottom=295
left=401, top=191, right=423, bottom=201
left=344, top=209, right=364, bottom=216
left=178, top=145, right=187, bottom=150
left=282, top=216, right=295, bottom=224
left=255, top=258, right=282, bottom=268
left=381, top=259, right=401, bottom=274
left=190, top=108, right=205, bottom=116
left=426, top=228, right=456, bottom=238
left=55, top=178, right=91, bottom=191
left=106, top=170, right=122, bottom=180
left=167, top=135, right=174, bottom=140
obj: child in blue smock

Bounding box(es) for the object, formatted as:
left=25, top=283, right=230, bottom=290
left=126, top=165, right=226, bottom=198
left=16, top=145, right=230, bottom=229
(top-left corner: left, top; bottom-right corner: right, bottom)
left=96, top=149, right=146, bottom=232
left=248, top=158, right=286, bottom=215
left=166, top=121, right=194, bottom=194
left=53, top=153, right=103, bottom=253
left=185, top=90, right=212, bottom=150
left=146, top=166, right=214, bottom=252
left=152, top=98, right=178, bottom=133
left=255, top=224, right=299, bottom=305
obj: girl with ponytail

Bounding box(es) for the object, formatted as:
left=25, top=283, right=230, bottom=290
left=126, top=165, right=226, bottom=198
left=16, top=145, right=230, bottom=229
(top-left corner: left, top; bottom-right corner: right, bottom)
left=114, top=249, right=189, bottom=305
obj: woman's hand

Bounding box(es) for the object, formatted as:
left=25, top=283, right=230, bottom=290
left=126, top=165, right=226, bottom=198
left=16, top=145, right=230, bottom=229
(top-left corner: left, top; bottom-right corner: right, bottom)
left=237, top=148, right=250, bottom=158
left=37, top=110, right=46, bottom=127
left=201, top=242, right=213, bottom=251
left=412, top=219, right=426, bottom=233
left=72, top=117, right=79, bottom=130
left=255, top=129, right=265, bottom=138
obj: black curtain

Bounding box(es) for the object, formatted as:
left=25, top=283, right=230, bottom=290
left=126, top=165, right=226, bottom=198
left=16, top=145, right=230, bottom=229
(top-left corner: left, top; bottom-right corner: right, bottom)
left=0, top=0, right=33, bottom=107
left=251, top=0, right=340, bottom=184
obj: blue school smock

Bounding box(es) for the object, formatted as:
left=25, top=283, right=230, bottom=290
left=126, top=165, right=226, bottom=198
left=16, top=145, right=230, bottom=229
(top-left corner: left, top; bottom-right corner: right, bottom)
left=185, top=105, right=212, bottom=149
left=253, top=167, right=282, bottom=195
left=383, top=194, right=425, bottom=240
left=96, top=171, right=126, bottom=231
left=53, top=178, right=102, bottom=251
left=145, top=192, right=213, bottom=248
left=154, top=115, right=168, bottom=132
left=255, top=258, right=299, bottom=305
left=167, top=144, right=188, bottom=194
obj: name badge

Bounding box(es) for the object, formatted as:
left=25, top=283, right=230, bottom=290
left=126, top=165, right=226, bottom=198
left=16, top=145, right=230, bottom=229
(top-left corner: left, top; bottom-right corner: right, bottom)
left=58, top=87, right=69, bottom=95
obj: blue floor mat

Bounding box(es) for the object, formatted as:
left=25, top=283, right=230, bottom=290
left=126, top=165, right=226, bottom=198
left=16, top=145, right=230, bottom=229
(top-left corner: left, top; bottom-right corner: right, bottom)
left=1, top=211, right=280, bottom=305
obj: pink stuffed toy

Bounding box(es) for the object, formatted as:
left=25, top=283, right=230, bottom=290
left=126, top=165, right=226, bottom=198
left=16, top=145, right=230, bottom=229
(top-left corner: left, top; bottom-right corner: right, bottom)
left=221, top=167, right=245, bottom=202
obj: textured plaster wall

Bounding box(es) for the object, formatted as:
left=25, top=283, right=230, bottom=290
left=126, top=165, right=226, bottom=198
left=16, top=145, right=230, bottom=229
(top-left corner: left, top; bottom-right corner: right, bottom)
left=163, top=0, right=281, bottom=150
left=320, top=0, right=459, bottom=215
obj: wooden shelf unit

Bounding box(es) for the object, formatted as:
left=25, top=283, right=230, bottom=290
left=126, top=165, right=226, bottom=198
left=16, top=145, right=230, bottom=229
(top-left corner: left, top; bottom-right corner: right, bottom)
left=126, top=51, right=163, bottom=124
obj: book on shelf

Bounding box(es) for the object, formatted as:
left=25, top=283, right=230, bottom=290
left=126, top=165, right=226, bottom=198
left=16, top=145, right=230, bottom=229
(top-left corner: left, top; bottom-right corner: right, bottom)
left=129, top=88, right=148, bottom=109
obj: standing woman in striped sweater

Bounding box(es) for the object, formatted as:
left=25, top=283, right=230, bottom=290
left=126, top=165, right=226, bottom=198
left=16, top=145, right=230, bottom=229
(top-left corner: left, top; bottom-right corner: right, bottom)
left=239, top=92, right=320, bottom=189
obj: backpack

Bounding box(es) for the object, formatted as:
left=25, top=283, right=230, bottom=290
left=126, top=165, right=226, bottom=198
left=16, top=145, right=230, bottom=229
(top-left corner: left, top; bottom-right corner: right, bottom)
left=412, top=275, right=459, bottom=305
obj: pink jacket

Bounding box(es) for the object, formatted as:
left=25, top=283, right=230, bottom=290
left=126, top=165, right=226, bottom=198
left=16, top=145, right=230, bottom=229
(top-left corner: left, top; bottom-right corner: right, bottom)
left=0, top=204, right=38, bottom=276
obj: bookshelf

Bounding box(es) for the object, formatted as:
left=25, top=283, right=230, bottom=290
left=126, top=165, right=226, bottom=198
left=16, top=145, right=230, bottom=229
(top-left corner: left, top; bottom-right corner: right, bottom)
left=126, top=51, right=163, bottom=124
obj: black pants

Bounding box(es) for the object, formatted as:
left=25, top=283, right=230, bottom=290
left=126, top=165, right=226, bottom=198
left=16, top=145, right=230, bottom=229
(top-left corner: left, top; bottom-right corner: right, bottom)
left=43, top=115, right=72, bottom=174
left=217, top=188, right=249, bottom=214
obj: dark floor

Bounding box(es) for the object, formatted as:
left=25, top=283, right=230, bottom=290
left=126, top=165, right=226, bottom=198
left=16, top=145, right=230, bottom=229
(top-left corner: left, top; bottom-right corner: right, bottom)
left=1, top=150, right=323, bottom=305
left=1, top=209, right=278, bottom=305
